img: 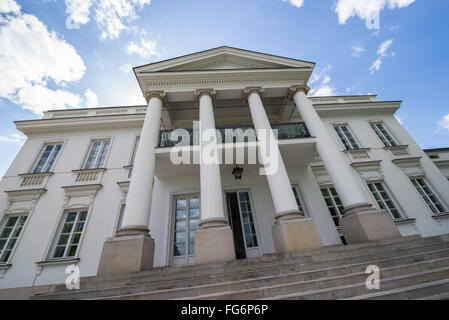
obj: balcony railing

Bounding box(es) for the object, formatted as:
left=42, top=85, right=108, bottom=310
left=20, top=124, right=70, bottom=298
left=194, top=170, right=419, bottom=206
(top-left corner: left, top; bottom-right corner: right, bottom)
left=158, top=122, right=311, bottom=148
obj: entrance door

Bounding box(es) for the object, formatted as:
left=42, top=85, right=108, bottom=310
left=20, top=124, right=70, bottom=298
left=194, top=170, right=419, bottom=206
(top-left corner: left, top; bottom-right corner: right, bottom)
left=226, top=191, right=260, bottom=259
left=172, top=194, right=200, bottom=266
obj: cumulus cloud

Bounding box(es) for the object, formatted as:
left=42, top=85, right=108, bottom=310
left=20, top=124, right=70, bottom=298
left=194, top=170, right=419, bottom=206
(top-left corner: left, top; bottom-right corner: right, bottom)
left=64, top=0, right=152, bottom=39
left=0, top=1, right=99, bottom=114
left=127, top=38, right=158, bottom=57
left=84, top=89, right=101, bottom=107
left=309, top=65, right=337, bottom=96
left=282, top=0, right=304, bottom=8
left=0, top=0, right=21, bottom=14
left=439, top=114, right=449, bottom=132
left=0, top=133, right=26, bottom=145
left=335, top=0, right=415, bottom=25
left=369, top=38, right=394, bottom=74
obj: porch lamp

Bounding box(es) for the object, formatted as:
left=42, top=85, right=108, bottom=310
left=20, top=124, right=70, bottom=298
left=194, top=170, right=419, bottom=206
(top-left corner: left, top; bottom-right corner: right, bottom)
left=232, top=166, right=244, bottom=180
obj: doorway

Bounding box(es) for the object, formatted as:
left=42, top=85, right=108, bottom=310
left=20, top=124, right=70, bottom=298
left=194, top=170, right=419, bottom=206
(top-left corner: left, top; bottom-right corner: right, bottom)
left=225, top=191, right=261, bottom=259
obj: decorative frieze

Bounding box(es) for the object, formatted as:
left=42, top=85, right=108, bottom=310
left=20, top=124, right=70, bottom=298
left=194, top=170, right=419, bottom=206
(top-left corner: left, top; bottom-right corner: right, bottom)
left=61, top=184, right=102, bottom=208
left=351, top=160, right=384, bottom=182
left=3, top=188, right=47, bottom=214
left=392, top=157, right=424, bottom=178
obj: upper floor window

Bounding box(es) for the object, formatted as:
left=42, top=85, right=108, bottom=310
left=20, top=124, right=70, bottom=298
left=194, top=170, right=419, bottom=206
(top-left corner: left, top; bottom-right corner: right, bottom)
left=130, top=136, right=140, bottom=166
left=370, top=123, right=398, bottom=147
left=367, top=182, right=402, bottom=220
left=410, top=178, right=447, bottom=215
left=33, top=143, right=62, bottom=173
left=51, top=209, right=88, bottom=259
left=292, top=185, right=308, bottom=217
left=0, top=214, right=27, bottom=264
left=83, top=140, right=110, bottom=169
left=320, top=186, right=344, bottom=227
left=333, top=125, right=360, bottom=150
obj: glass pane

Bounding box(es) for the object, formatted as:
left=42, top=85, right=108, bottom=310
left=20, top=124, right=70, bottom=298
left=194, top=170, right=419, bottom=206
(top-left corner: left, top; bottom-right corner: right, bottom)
left=173, top=243, right=185, bottom=256
left=62, top=223, right=74, bottom=233
left=0, top=227, right=12, bottom=238
left=175, top=232, right=185, bottom=243
left=6, top=238, right=17, bottom=249
left=74, top=222, right=84, bottom=233
left=189, top=231, right=195, bottom=242
left=188, top=241, right=195, bottom=255
left=71, top=233, right=81, bottom=245
left=175, top=220, right=186, bottom=231
left=68, top=245, right=78, bottom=257
left=57, top=234, right=69, bottom=246
left=189, top=197, right=199, bottom=208
left=189, top=208, right=200, bottom=218
left=79, top=211, right=88, bottom=221
left=53, top=246, right=65, bottom=258
left=0, top=239, right=6, bottom=250
left=1, top=250, right=11, bottom=263
left=176, top=210, right=186, bottom=219
left=189, top=219, right=199, bottom=230
left=66, top=212, right=77, bottom=222
left=239, top=192, right=249, bottom=202
left=6, top=217, right=18, bottom=227
left=176, top=199, right=186, bottom=209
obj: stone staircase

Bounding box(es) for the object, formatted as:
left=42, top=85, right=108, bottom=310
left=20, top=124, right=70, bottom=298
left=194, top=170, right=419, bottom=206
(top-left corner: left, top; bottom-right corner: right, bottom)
left=33, top=235, right=449, bottom=300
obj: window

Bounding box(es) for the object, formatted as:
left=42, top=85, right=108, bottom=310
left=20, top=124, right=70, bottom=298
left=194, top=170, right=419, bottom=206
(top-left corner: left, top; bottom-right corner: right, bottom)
left=0, top=215, right=27, bottom=264
left=292, top=185, right=308, bottom=216
left=411, top=178, right=446, bottom=214
left=33, top=143, right=62, bottom=173
left=173, top=195, right=200, bottom=258
left=237, top=192, right=258, bottom=249
left=367, top=182, right=402, bottom=220
left=116, top=204, right=126, bottom=233
left=83, top=140, right=110, bottom=169
left=370, top=123, right=398, bottom=147
left=52, top=210, right=88, bottom=259
left=321, top=187, right=344, bottom=227
left=333, top=125, right=360, bottom=150
left=130, top=136, right=140, bottom=166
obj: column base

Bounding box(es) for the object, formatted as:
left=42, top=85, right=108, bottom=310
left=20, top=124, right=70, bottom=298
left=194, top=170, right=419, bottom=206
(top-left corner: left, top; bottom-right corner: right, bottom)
left=194, top=220, right=236, bottom=265
left=272, top=211, right=323, bottom=253
left=340, top=203, right=401, bottom=244
left=97, top=234, right=155, bottom=275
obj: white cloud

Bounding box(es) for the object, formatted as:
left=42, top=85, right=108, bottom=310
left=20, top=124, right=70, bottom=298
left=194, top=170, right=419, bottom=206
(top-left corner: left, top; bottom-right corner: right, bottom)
left=0, top=0, right=20, bottom=14
left=84, top=89, right=101, bottom=107
left=127, top=38, right=158, bottom=57
left=335, top=0, right=415, bottom=25
left=369, top=38, right=394, bottom=74
left=309, top=65, right=337, bottom=96
left=439, top=114, right=449, bottom=132
left=0, top=1, right=90, bottom=114
left=351, top=44, right=365, bottom=58
left=395, top=115, right=403, bottom=125
left=282, top=0, right=304, bottom=8
left=64, top=0, right=152, bottom=39
left=0, top=133, right=26, bottom=145
left=120, top=64, right=132, bottom=73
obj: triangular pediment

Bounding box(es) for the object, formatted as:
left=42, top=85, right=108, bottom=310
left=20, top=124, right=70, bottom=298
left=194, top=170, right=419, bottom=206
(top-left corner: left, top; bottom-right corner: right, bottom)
left=134, top=46, right=315, bottom=74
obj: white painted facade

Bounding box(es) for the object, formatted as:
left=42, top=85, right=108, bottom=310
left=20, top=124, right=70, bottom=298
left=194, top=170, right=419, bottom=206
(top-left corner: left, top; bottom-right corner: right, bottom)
left=1, top=47, right=449, bottom=290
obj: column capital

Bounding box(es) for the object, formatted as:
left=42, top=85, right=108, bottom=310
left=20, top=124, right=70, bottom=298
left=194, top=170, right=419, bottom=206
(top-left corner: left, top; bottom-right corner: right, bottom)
left=194, top=88, right=216, bottom=104
left=242, top=86, right=265, bottom=103
left=143, top=91, right=167, bottom=104
left=287, top=85, right=311, bottom=101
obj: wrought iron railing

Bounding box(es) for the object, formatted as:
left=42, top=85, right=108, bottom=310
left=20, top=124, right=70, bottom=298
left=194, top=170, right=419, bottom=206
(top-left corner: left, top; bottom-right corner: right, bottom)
left=158, top=122, right=310, bottom=148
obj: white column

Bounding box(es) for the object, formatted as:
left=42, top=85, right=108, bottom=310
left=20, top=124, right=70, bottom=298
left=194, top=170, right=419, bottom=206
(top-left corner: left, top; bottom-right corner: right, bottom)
left=117, top=92, right=164, bottom=235
left=245, top=87, right=302, bottom=219
left=196, top=89, right=227, bottom=227
left=290, top=86, right=367, bottom=207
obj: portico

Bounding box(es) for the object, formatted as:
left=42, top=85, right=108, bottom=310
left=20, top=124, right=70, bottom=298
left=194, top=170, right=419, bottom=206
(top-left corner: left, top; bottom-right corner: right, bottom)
left=97, top=47, right=401, bottom=274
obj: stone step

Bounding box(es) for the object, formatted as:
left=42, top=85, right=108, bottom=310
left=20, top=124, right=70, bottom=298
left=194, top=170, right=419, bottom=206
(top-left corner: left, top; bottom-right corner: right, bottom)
left=171, top=259, right=449, bottom=301
left=417, top=290, right=449, bottom=300
left=55, top=235, right=447, bottom=293
left=265, top=266, right=449, bottom=300
left=35, top=244, right=449, bottom=300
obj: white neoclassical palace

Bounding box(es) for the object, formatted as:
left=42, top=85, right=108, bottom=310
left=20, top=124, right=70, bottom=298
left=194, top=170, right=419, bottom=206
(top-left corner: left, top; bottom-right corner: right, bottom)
left=1, top=47, right=449, bottom=291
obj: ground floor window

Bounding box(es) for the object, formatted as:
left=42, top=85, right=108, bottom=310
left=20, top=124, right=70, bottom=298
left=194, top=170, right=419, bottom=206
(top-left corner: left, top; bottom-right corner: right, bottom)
left=0, top=214, right=27, bottom=264
left=320, top=186, right=344, bottom=227
left=52, top=210, right=88, bottom=259
left=292, top=185, right=308, bottom=216
left=411, top=178, right=447, bottom=214
left=367, top=182, right=402, bottom=220
left=172, top=195, right=200, bottom=260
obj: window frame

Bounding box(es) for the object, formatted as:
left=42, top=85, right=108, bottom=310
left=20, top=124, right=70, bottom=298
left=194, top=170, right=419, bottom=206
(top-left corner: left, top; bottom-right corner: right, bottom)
left=370, top=122, right=399, bottom=147
left=0, top=213, right=29, bottom=265
left=366, top=181, right=404, bottom=220
left=332, top=124, right=362, bottom=150
left=47, top=208, right=90, bottom=261
left=129, top=135, right=141, bottom=166
left=291, top=184, right=309, bottom=217
left=410, top=177, right=447, bottom=215
left=82, top=138, right=112, bottom=170
left=31, top=141, right=64, bottom=173
left=320, top=186, right=344, bottom=228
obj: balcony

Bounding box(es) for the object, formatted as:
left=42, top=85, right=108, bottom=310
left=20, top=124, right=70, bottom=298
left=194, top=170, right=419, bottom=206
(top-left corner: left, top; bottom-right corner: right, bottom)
left=158, top=122, right=311, bottom=148
left=154, top=122, right=317, bottom=178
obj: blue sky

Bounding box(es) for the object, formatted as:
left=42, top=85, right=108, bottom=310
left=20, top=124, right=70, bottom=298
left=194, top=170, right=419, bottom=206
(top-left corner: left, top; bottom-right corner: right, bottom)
left=0, top=0, right=448, bottom=178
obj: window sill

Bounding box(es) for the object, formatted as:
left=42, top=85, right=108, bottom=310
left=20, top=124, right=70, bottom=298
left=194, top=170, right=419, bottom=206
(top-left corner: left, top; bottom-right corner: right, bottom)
left=18, top=172, right=54, bottom=177
left=72, top=168, right=107, bottom=174
left=0, top=264, right=12, bottom=271
left=35, top=258, right=80, bottom=267
left=432, top=213, right=449, bottom=220
left=394, top=218, right=416, bottom=225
